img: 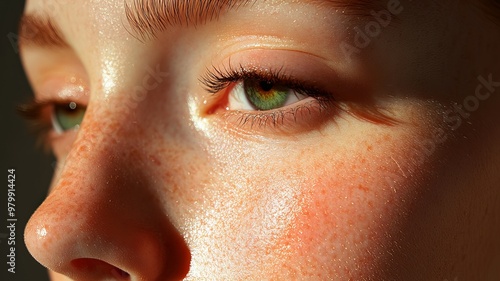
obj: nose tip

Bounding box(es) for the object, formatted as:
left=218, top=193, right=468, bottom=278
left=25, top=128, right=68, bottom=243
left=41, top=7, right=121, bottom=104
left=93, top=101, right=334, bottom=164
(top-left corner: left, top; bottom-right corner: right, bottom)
left=24, top=149, right=191, bottom=280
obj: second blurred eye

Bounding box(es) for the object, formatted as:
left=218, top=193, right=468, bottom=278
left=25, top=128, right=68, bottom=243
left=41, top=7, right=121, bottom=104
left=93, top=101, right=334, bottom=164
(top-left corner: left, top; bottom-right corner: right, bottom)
left=52, top=102, right=86, bottom=133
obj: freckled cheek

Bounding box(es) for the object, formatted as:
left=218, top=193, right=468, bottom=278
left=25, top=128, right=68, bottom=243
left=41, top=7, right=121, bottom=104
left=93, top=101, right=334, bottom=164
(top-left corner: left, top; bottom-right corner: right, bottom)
left=259, top=141, right=430, bottom=273
left=184, top=118, right=439, bottom=275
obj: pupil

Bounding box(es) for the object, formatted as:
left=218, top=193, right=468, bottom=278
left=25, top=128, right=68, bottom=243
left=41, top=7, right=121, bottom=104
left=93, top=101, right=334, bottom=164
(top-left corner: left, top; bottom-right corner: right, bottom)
left=259, top=81, right=274, bottom=92
left=58, top=103, right=80, bottom=115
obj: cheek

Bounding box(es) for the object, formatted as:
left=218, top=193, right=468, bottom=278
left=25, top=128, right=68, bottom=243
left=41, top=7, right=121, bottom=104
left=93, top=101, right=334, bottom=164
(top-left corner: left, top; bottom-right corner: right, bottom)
left=176, top=97, right=448, bottom=279
left=181, top=130, right=431, bottom=279
left=281, top=167, right=405, bottom=277
left=269, top=132, right=440, bottom=279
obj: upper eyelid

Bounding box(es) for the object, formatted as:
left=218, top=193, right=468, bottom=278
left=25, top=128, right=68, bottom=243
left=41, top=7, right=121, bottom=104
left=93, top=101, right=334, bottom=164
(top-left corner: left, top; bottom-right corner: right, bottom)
left=17, top=99, right=86, bottom=120
left=200, top=63, right=325, bottom=93
left=200, top=64, right=288, bottom=93
left=200, top=48, right=346, bottom=93
left=24, top=72, right=90, bottom=106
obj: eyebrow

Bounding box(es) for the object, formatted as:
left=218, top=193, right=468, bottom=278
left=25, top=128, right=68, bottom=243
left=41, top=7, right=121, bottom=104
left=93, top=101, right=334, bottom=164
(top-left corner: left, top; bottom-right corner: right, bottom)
left=18, top=14, right=68, bottom=48
left=125, top=0, right=251, bottom=40
left=19, top=0, right=383, bottom=48
left=125, top=0, right=384, bottom=40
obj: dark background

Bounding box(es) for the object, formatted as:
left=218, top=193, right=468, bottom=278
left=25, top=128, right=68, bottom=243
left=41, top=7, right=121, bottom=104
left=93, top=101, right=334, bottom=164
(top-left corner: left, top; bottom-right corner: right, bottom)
left=1, top=1, right=53, bottom=281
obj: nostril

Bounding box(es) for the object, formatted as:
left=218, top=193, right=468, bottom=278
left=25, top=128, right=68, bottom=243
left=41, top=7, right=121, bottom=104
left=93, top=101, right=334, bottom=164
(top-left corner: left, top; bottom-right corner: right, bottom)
left=111, top=267, right=130, bottom=279
left=72, top=258, right=130, bottom=280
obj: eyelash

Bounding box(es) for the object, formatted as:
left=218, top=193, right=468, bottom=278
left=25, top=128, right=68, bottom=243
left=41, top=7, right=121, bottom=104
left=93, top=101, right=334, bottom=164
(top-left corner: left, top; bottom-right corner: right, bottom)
left=17, top=100, right=53, bottom=151
left=200, top=64, right=338, bottom=130
left=17, top=100, right=83, bottom=150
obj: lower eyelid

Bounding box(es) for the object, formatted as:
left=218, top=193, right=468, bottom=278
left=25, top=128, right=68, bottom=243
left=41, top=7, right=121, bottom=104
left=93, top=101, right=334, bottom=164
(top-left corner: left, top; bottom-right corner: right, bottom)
left=213, top=98, right=341, bottom=137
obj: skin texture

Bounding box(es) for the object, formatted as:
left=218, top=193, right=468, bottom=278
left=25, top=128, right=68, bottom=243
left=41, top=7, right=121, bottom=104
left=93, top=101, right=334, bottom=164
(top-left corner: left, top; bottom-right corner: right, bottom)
left=21, top=0, right=500, bottom=280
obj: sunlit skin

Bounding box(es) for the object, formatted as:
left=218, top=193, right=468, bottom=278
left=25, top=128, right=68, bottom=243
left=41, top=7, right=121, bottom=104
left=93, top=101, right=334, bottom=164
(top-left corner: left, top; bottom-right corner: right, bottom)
left=20, top=0, right=500, bottom=280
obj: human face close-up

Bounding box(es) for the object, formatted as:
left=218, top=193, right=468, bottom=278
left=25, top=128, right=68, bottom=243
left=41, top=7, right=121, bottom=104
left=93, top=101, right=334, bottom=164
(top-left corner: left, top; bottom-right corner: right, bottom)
left=19, top=0, right=500, bottom=280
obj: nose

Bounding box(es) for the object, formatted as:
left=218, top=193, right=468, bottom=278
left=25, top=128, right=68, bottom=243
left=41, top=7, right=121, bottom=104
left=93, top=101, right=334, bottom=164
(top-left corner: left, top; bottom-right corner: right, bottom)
left=24, top=123, right=191, bottom=280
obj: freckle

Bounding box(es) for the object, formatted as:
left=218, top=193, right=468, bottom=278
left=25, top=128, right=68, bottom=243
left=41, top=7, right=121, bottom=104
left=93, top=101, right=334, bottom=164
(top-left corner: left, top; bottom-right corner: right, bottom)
left=356, top=184, right=369, bottom=193
left=77, top=144, right=88, bottom=153
left=367, top=201, right=374, bottom=208
left=149, top=155, right=161, bottom=166
left=366, top=145, right=373, bottom=151
left=58, top=178, right=73, bottom=188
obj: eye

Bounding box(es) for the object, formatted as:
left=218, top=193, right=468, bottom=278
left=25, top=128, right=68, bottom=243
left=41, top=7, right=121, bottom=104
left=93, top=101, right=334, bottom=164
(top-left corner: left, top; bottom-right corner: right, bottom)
left=200, top=62, right=343, bottom=134
left=201, top=64, right=335, bottom=113
left=52, top=102, right=86, bottom=133
left=229, top=79, right=309, bottom=111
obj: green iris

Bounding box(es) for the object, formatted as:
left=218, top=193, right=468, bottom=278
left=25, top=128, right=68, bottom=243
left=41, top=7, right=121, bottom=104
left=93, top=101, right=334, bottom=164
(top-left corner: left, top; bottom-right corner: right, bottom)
left=53, top=102, right=86, bottom=132
left=244, top=80, right=290, bottom=111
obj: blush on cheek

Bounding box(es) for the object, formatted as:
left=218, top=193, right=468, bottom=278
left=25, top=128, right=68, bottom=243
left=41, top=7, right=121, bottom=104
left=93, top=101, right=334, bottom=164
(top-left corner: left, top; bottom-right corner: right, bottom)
left=269, top=133, right=438, bottom=279
left=194, top=100, right=446, bottom=278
